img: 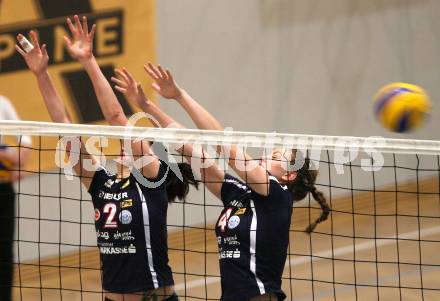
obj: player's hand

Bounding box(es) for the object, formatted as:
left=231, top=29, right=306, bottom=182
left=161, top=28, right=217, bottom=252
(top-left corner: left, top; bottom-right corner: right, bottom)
left=15, top=31, right=49, bottom=75
left=64, top=15, right=96, bottom=62
left=111, top=68, right=151, bottom=109
left=144, top=63, right=183, bottom=100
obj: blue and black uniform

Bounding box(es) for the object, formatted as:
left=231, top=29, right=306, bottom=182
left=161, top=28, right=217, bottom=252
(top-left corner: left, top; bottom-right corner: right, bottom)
left=88, top=162, right=175, bottom=294
left=216, top=173, right=293, bottom=301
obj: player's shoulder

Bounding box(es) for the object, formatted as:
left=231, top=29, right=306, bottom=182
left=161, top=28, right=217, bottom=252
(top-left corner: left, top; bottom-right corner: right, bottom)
left=267, top=174, right=290, bottom=196
left=224, top=173, right=249, bottom=190
left=88, top=166, right=116, bottom=193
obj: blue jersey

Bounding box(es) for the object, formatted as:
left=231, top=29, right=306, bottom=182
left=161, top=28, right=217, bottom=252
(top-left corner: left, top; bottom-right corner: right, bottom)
left=88, top=163, right=174, bottom=293
left=216, top=173, right=293, bottom=301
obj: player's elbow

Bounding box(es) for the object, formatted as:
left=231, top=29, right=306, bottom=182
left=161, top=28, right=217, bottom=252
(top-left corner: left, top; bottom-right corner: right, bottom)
left=107, top=111, right=127, bottom=126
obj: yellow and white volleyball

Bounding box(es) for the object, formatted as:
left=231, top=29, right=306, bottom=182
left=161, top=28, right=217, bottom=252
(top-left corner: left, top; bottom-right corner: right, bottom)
left=373, top=82, right=432, bottom=132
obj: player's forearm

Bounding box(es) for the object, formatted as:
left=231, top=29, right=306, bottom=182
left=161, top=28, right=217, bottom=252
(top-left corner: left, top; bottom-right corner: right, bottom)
left=80, top=57, right=127, bottom=125
left=175, top=91, right=250, bottom=163
left=176, top=90, right=224, bottom=131
left=35, top=71, right=70, bottom=123
left=141, top=101, right=182, bottom=130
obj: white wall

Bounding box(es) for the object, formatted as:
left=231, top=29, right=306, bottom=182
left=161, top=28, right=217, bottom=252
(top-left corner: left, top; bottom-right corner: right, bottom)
left=156, top=0, right=440, bottom=139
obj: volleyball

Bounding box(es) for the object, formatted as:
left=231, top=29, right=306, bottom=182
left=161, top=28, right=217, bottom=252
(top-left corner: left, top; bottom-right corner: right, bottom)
left=374, top=82, right=431, bottom=132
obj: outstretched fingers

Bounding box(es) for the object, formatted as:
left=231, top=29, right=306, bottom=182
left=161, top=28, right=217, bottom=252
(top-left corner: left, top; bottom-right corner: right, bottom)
left=89, top=24, right=96, bottom=39
left=41, top=44, right=48, bottom=58
left=74, top=15, right=83, bottom=35
left=114, top=69, right=130, bottom=84
left=66, top=17, right=77, bottom=36
left=111, top=76, right=128, bottom=88
left=122, top=68, right=136, bottom=84
left=165, top=69, right=173, bottom=81
left=144, top=63, right=161, bottom=80
left=114, top=85, right=127, bottom=94
left=63, top=35, right=73, bottom=49
left=156, top=65, right=168, bottom=80
left=29, top=31, right=40, bottom=50
left=82, top=16, right=88, bottom=34
left=15, top=44, right=26, bottom=57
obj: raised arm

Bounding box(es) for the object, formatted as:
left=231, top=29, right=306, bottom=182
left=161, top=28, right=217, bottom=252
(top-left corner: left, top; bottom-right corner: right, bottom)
left=64, top=15, right=159, bottom=179
left=16, top=30, right=97, bottom=189
left=144, top=64, right=271, bottom=195
left=111, top=69, right=225, bottom=198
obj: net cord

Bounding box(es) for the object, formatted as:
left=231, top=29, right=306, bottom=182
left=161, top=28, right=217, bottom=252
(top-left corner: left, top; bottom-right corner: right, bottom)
left=0, top=120, right=439, bottom=155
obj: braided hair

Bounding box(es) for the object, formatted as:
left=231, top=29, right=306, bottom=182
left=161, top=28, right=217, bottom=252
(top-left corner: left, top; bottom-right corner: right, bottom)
left=286, top=153, right=330, bottom=233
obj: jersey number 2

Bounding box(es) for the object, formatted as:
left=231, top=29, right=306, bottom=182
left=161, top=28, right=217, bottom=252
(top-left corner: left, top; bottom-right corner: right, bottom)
left=103, top=203, right=118, bottom=228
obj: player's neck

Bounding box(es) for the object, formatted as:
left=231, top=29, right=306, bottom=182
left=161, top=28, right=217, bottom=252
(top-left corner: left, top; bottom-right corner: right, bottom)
left=115, top=166, right=131, bottom=179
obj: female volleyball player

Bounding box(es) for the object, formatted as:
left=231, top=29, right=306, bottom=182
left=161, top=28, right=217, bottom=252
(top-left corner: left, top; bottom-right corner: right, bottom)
left=111, top=65, right=329, bottom=301
left=15, top=17, right=196, bottom=300
left=0, top=96, right=31, bottom=301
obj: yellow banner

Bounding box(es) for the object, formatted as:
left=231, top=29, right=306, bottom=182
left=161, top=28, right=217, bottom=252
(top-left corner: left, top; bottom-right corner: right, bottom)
left=0, top=0, right=156, bottom=172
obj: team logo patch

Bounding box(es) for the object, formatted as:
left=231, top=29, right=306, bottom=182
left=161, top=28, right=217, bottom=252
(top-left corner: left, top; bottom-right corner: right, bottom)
left=235, top=208, right=246, bottom=215
left=121, top=199, right=133, bottom=208
left=119, top=210, right=132, bottom=225
left=228, top=215, right=240, bottom=229
left=94, top=208, right=100, bottom=221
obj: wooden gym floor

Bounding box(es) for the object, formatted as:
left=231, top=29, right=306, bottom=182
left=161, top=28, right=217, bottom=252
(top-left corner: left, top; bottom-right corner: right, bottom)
left=11, top=177, right=440, bottom=300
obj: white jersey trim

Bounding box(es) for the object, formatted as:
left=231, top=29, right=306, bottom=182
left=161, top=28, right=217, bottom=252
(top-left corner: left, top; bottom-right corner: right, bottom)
left=268, top=175, right=288, bottom=190
left=249, top=199, right=265, bottom=295
left=136, top=182, right=159, bottom=289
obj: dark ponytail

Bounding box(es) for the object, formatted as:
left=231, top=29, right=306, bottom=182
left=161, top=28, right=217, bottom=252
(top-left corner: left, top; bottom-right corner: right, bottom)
left=286, top=155, right=330, bottom=233
left=165, top=162, right=199, bottom=203
left=305, top=188, right=330, bottom=233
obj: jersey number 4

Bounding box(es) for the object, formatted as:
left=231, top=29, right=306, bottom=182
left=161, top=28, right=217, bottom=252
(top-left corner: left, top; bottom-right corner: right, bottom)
left=103, top=203, right=118, bottom=228
left=218, top=208, right=232, bottom=232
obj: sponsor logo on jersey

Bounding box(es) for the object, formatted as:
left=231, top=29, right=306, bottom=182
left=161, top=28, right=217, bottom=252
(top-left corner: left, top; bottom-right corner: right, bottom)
left=223, top=235, right=240, bottom=246
left=100, top=244, right=137, bottom=255
left=96, top=230, right=110, bottom=240
left=121, top=179, right=130, bottom=189
left=230, top=200, right=244, bottom=208
left=114, top=230, right=135, bottom=241
left=104, top=179, right=115, bottom=188
left=235, top=208, right=246, bottom=215
left=219, top=249, right=241, bottom=259
left=119, top=210, right=132, bottom=225
left=228, top=215, right=240, bottom=229
left=94, top=208, right=101, bottom=221
left=99, top=191, right=129, bottom=200
left=121, top=199, right=133, bottom=208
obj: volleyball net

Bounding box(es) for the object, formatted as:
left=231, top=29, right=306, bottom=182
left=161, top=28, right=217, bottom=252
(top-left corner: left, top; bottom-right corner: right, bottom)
left=2, top=120, right=440, bottom=301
